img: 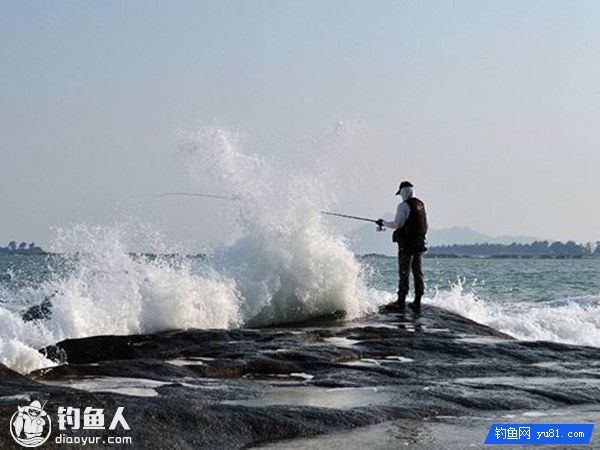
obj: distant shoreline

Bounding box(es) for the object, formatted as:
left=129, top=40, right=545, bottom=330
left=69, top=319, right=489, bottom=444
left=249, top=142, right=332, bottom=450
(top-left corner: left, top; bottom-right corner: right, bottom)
left=360, top=253, right=599, bottom=260
left=426, top=254, right=594, bottom=259
left=0, top=250, right=48, bottom=256
left=0, top=252, right=207, bottom=259
left=1, top=252, right=597, bottom=260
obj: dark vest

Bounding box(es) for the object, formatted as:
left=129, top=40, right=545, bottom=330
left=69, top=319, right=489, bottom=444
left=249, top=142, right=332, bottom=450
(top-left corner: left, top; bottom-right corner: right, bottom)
left=392, top=197, right=428, bottom=253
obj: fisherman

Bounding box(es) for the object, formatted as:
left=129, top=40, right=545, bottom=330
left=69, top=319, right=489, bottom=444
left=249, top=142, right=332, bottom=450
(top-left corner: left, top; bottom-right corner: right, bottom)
left=376, top=181, right=428, bottom=312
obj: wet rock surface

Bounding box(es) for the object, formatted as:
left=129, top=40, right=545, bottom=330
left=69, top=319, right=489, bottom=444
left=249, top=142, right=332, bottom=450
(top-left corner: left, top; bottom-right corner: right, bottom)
left=1, top=306, right=599, bottom=449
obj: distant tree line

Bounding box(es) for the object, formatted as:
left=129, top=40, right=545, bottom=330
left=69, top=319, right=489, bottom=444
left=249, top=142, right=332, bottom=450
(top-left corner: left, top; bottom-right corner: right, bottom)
left=0, top=241, right=45, bottom=255
left=429, top=241, right=600, bottom=258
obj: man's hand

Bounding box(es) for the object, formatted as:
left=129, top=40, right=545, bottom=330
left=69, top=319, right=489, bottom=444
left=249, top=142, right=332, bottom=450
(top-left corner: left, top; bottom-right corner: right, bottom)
left=376, top=219, right=384, bottom=227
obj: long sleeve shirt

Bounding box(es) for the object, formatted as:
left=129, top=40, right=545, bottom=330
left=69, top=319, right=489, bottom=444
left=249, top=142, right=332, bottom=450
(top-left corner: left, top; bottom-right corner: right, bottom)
left=383, top=202, right=410, bottom=230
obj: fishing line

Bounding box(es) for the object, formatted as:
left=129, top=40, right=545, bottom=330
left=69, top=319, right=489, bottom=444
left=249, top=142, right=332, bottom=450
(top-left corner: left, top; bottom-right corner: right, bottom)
left=155, top=192, right=385, bottom=230
left=154, top=192, right=237, bottom=201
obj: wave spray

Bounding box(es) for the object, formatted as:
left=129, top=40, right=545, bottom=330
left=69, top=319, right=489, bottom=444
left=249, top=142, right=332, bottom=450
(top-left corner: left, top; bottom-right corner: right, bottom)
left=0, top=125, right=388, bottom=373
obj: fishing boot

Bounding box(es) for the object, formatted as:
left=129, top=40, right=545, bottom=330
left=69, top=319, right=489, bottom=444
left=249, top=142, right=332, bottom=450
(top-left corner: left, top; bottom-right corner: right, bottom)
left=382, top=295, right=406, bottom=313
left=409, top=295, right=422, bottom=313
left=396, top=294, right=406, bottom=312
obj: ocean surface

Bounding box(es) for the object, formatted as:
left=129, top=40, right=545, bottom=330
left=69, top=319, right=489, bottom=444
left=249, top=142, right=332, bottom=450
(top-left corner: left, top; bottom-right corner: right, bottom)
left=1, top=253, right=599, bottom=373
left=1, top=252, right=599, bottom=448
left=366, top=255, right=600, bottom=347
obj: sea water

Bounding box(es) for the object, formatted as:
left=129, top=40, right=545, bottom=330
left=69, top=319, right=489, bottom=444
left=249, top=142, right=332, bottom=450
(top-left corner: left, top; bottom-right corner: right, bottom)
left=365, top=255, right=600, bottom=347
left=2, top=250, right=599, bottom=374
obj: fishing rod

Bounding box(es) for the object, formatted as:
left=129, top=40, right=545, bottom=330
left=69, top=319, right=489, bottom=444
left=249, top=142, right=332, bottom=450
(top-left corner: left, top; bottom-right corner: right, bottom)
left=320, top=211, right=384, bottom=231
left=155, top=192, right=385, bottom=230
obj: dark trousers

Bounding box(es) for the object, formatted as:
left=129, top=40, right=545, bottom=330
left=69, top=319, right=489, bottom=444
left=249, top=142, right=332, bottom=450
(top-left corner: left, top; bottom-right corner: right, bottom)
left=398, top=251, right=424, bottom=301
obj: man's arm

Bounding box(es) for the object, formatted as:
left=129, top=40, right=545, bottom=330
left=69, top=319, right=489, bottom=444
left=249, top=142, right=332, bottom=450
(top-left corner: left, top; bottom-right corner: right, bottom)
left=382, top=202, right=410, bottom=229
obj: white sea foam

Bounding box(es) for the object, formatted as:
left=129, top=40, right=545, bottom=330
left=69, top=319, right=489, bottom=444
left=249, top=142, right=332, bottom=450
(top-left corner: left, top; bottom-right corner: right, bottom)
left=0, top=240, right=242, bottom=374
left=429, top=281, right=600, bottom=347
left=176, top=125, right=388, bottom=325
left=0, top=125, right=389, bottom=374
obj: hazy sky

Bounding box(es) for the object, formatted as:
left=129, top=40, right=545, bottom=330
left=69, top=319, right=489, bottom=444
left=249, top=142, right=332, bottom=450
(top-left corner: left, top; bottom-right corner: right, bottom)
left=2, top=0, right=600, bottom=248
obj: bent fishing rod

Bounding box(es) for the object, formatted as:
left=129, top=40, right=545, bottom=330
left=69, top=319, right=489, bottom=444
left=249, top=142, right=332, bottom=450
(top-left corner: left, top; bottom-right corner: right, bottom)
left=155, top=192, right=385, bottom=230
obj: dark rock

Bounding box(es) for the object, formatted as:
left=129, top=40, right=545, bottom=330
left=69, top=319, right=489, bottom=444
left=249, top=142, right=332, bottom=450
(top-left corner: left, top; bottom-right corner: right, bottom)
left=22, top=294, right=55, bottom=322
left=0, top=306, right=596, bottom=449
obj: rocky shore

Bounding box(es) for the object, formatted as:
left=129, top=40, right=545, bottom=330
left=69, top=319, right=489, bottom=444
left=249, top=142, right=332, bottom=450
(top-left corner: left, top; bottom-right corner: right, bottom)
left=1, top=306, right=599, bottom=449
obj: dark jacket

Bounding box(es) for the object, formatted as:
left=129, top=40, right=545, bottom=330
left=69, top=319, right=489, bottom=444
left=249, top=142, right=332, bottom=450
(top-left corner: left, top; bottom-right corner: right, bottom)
left=392, top=197, right=428, bottom=253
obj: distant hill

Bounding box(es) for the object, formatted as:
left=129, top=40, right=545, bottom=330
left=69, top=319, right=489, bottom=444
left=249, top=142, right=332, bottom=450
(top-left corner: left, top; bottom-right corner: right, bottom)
left=426, top=226, right=540, bottom=246
left=346, top=222, right=541, bottom=256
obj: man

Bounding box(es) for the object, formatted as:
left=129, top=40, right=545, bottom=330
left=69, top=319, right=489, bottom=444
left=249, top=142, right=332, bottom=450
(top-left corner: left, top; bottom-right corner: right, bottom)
left=376, top=181, right=428, bottom=312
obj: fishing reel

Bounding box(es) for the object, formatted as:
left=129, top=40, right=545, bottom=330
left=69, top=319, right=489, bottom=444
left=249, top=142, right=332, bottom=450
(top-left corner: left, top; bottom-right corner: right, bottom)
left=374, top=219, right=385, bottom=232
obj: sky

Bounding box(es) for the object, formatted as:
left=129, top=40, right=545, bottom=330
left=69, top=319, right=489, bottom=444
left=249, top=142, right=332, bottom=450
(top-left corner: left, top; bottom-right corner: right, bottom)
left=1, top=0, right=600, bottom=249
